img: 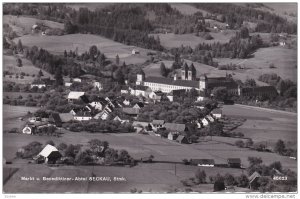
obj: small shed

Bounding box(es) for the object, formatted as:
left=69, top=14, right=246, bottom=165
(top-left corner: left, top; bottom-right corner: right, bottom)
left=132, top=49, right=140, bottom=55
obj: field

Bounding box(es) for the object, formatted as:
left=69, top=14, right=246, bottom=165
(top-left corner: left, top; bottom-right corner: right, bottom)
left=4, top=15, right=64, bottom=36
left=150, top=32, right=235, bottom=49
left=3, top=105, right=40, bottom=131
left=170, top=3, right=210, bottom=16
left=222, top=104, right=297, bottom=145
left=215, top=46, right=297, bottom=82
left=66, top=3, right=112, bottom=11
left=14, top=33, right=151, bottom=65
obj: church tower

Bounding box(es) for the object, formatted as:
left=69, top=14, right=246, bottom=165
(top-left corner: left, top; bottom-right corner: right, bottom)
left=181, top=63, right=188, bottom=80
left=199, top=74, right=208, bottom=91
left=188, top=63, right=196, bottom=80
left=136, top=70, right=145, bottom=85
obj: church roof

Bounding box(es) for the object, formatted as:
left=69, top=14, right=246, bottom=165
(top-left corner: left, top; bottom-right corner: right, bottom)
left=145, top=76, right=199, bottom=88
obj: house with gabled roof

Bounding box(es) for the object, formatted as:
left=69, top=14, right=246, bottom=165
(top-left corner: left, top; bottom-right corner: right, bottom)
left=67, top=91, right=85, bottom=103
left=152, top=120, right=165, bottom=129
left=206, top=115, right=215, bottom=123
left=201, top=118, right=209, bottom=127
left=49, top=113, right=62, bottom=127
left=35, top=144, right=62, bottom=164
left=165, top=123, right=187, bottom=134
left=190, top=159, right=215, bottom=167
left=89, top=97, right=107, bottom=111
left=94, top=109, right=110, bottom=120
left=122, top=108, right=140, bottom=118
left=133, top=102, right=144, bottom=109
left=168, top=132, right=179, bottom=140
left=176, top=135, right=189, bottom=144
left=129, top=85, right=151, bottom=97
left=73, top=111, right=92, bottom=121
left=211, top=108, right=222, bottom=119
left=248, top=171, right=261, bottom=190
left=227, top=158, right=241, bottom=168
left=113, top=116, right=129, bottom=124
left=31, top=78, right=54, bottom=89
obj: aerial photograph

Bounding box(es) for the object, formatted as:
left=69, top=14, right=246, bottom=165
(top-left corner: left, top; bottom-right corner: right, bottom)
left=2, top=2, right=298, bottom=196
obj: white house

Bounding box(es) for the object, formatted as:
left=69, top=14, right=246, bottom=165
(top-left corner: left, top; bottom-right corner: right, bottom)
left=89, top=101, right=105, bottom=111
left=201, top=118, right=209, bottom=127
left=73, top=78, right=82, bottom=83
left=129, top=85, right=150, bottom=97
left=67, top=91, right=85, bottom=102
left=65, top=82, right=72, bottom=87
left=94, top=109, right=110, bottom=120
left=123, top=99, right=131, bottom=106
left=206, top=115, right=215, bottom=123
left=36, top=144, right=62, bottom=164
left=132, top=49, right=140, bottom=55
left=93, top=81, right=103, bottom=90
left=22, top=125, right=32, bottom=134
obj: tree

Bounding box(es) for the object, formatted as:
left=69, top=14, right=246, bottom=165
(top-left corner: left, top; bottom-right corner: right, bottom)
left=245, top=138, right=254, bottom=148
left=269, top=161, right=282, bottom=172
left=54, top=67, right=64, bottom=86
left=45, top=140, right=55, bottom=146
left=248, top=157, right=263, bottom=167
left=235, top=140, right=245, bottom=148
left=116, top=54, right=120, bottom=65
left=240, top=27, right=249, bottom=39
left=274, top=139, right=286, bottom=155
left=212, top=87, right=228, bottom=101
left=17, top=39, right=23, bottom=52
left=64, top=20, right=77, bottom=34
left=195, top=169, right=206, bottom=184
left=38, top=70, right=44, bottom=77
left=214, top=179, right=225, bottom=191
left=244, top=78, right=256, bottom=87
left=16, top=58, right=22, bottom=67
left=236, top=174, right=249, bottom=188
left=57, top=142, right=68, bottom=151
left=160, top=62, right=168, bottom=77
left=224, top=173, right=236, bottom=186
left=113, top=68, right=125, bottom=84
left=89, top=45, right=98, bottom=60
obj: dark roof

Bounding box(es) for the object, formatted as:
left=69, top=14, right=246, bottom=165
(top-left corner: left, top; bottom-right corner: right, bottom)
left=122, top=108, right=140, bottom=115
left=132, top=85, right=149, bottom=91
left=207, top=81, right=238, bottom=90
left=190, top=159, right=215, bottom=165
left=145, top=76, right=199, bottom=88
left=80, top=95, right=90, bottom=103
left=49, top=113, right=62, bottom=125
left=165, top=123, right=186, bottom=132
left=227, top=158, right=241, bottom=164
left=211, top=108, right=222, bottom=114
left=176, top=135, right=188, bottom=142
left=134, top=102, right=144, bottom=108
left=75, top=111, right=92, bottom=117
left=59, top=113, right=74, bottom=122
left=71, top=107, right=90, bottom=114
left=92, top=97, right=107, bottom=104
left=168, top=89, right=186, bottom=96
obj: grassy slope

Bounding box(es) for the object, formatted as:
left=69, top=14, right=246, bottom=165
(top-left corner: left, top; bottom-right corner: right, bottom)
left=14, top=33, right=151, bottom=65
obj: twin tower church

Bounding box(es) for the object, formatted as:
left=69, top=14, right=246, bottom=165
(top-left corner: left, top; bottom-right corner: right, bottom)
left=136, top=63, right=239, bottom=95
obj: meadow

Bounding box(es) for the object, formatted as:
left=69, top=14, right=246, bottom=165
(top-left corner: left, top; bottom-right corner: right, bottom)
left=14, top=33, right=151, bottom=65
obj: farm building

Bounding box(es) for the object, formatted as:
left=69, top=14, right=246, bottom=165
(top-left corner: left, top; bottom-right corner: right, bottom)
left=35, top=144, right=62, bottom=164
left=30, top=78, right=54, bottom=89
left=152, top=120, right=165, bottom=128
left=22, top=123, right=50, bottom=135
left=211, top=108, right=222, bottom=119
left=190, top=159, right=215, bottom=167
left=167, top=132, right=179, bottom=140
left=176, top=135, right=189, bottom=144
left=165, top=123, right=187, bottom=134
left=67, top=91, right=86, bottom=103
left=132, top=49, right=140, bottom=54
left=227, top=158, right=241, bottom=168
left=248, top=171, right=261, bottom=190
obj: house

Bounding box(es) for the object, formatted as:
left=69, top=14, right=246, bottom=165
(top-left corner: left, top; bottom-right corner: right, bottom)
left=49, top=113, right=62, bottom=127
left=67, top=91, right=85, bottom=103
left=148, top=91, right=164, bottom=101
left=168, top=132, right=179, bottom=140
left=248, top=171, right=261, bottom=190
left=36, top=144, right=62, bottom=164
left=130, top=85, right=150, bottom=97
left=73, top=111, right=92, bottom=121
left=22, top=123, right=53, bottom=135
left=70, top=107, right=91, bottom=116
left=73, top=78, right=82, bottom=83
left=176, top=135, right=189, bottom=144
left=65, top=82, right=72, bottom=87
left=93, top=81, right=103, bottom=90
left=167, top=89, right=185, bottom=102
left=133, top=102, right=144, bottom=109
left=89, top=97, right=107, bottom=110
left=132, top=49, right=140, bottom=54
left=165, top=123, right=187, bottom=134
left=113, top=116, right=129, bottom=124
left=190, top=159, right=215, bottom=167
left=120, top=86, right=129, bottom=94
left=201, top=118, right=210, bottom=127
left=22, top=125, right=33, bottom=134
left=122, top=108, right=140, bottom=118
left=279, top=41, right=286, bottom=46
left=206, top=115, right=215, bottom=123
left=31, top=78, right=54, bottom=89
left=59, top=113, right=74, bottom=123
left=211, top=108, right=222, bottom=119
left=123, top=99, right=131, bottom=106
left=227, top=158, right=241, bottom=168
left=152, top=120, right=165, bottom=128
left=94, top=109, right=110, bottom=120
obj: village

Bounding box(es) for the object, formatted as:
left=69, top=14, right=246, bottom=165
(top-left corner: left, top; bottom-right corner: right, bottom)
left=2, top=3, right=297, bottom=194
